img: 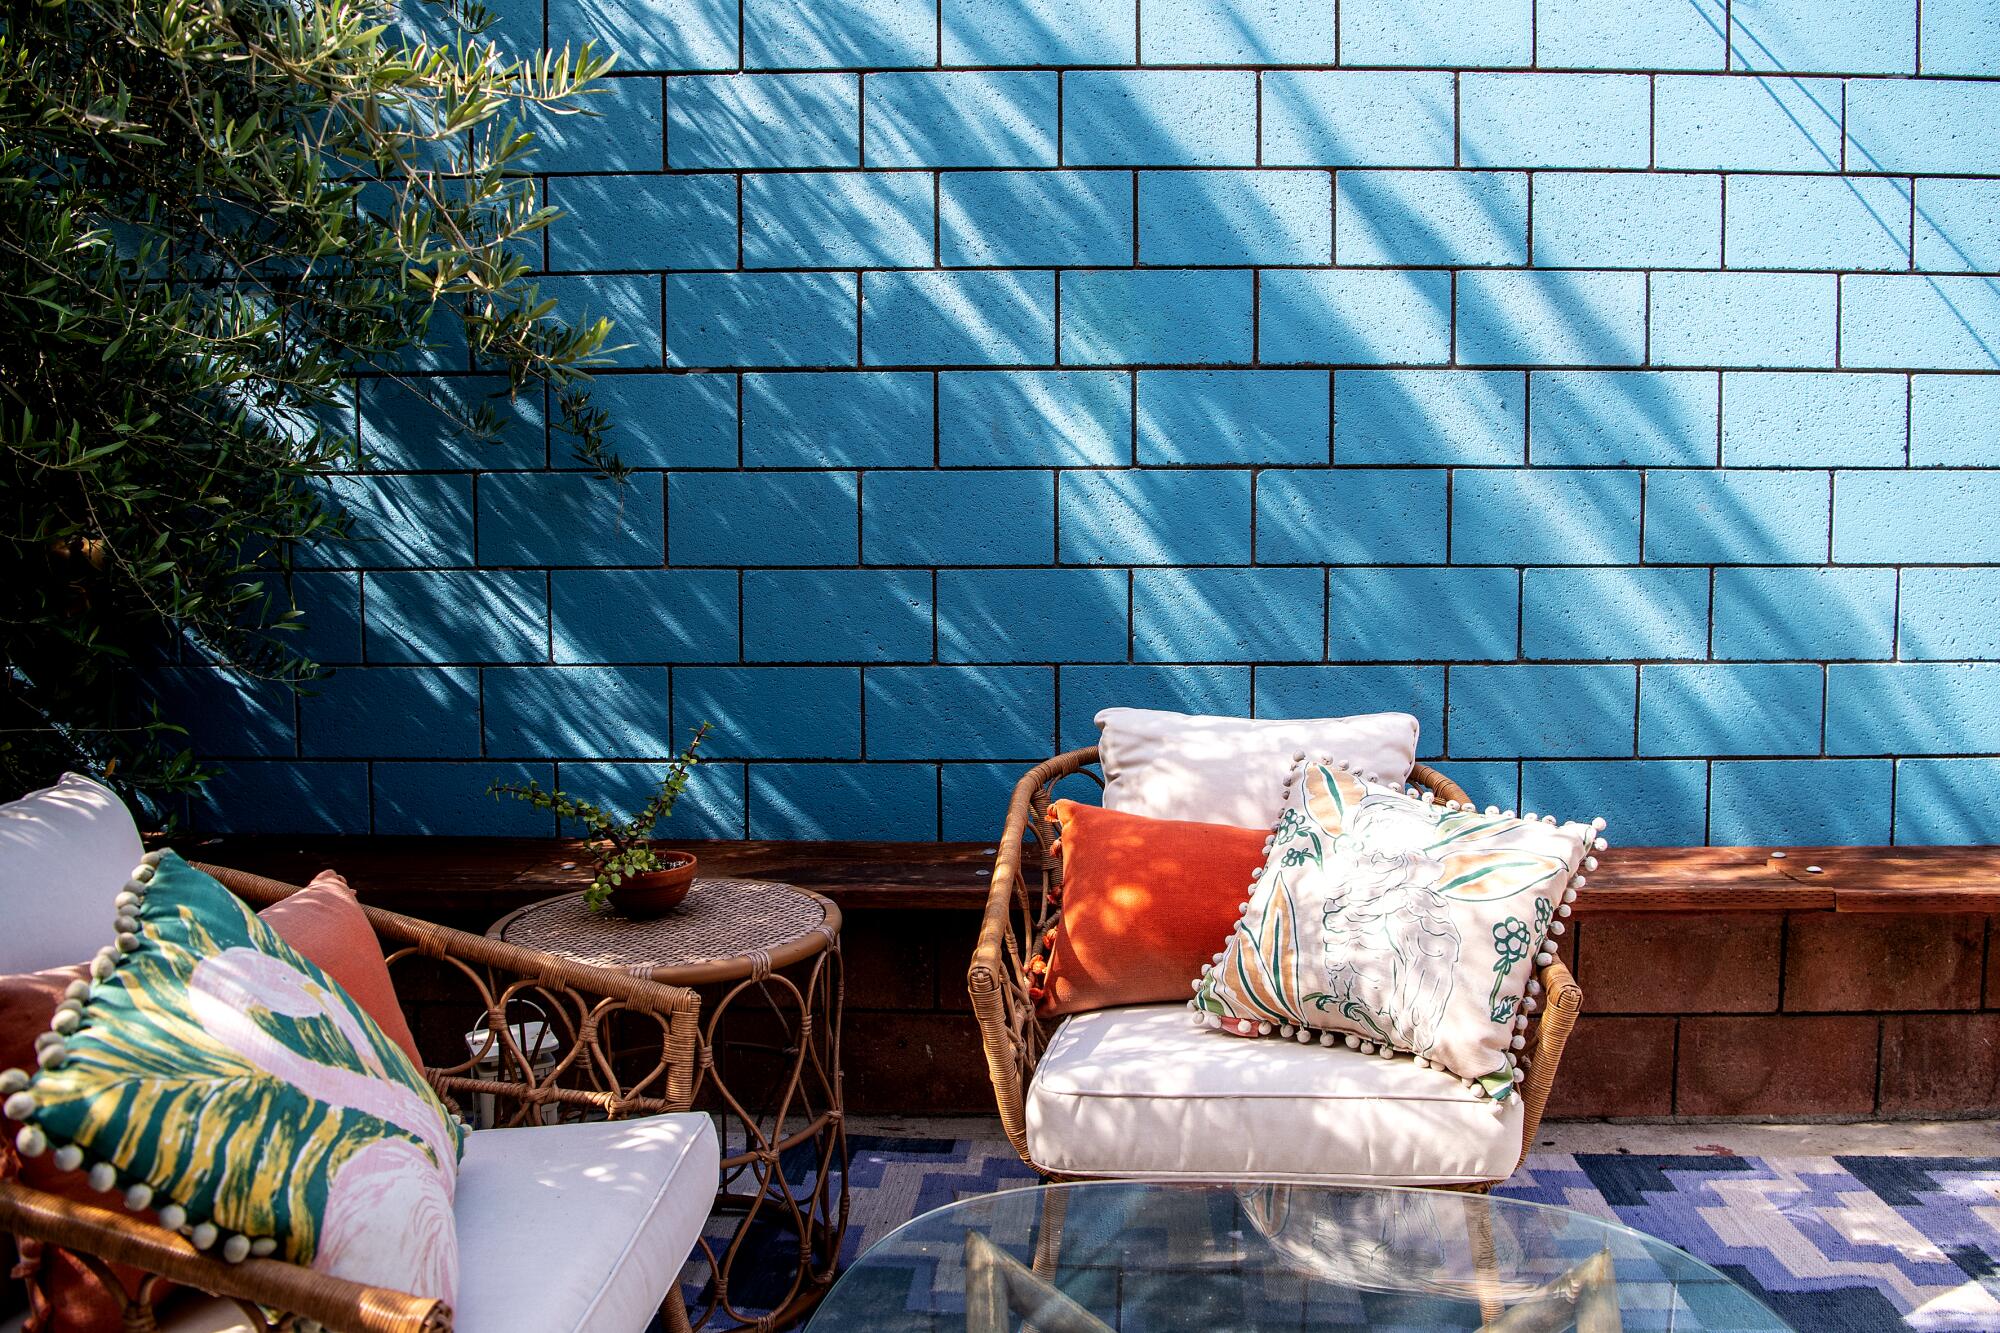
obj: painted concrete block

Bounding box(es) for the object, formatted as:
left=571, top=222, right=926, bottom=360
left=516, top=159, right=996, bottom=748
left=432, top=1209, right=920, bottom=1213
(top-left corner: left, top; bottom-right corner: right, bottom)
left=1846, top=78, right=2000, bottom=175
left=1257, top=468, right=1449, bottom=565
left=1710, top=760, right=1893, bottom=843
left=669, top=73, right=858, bottom=169
left=1649, top=271, right=1838, bottom=368
left=1710, top=567, right=1896, bottom=661
left=1140, top=0, right=1335, bottom=65
left=1335, top=370, right=1524, bottom=466
left=743, top=172, right=934, bottom=268
left=1536, top=0, right=1726, bottom=70
left=1827, top=664, right=2000, bottom=754
left=1451, top=469, right=1642, bottom=565
left=1132, top=568, right=1327, bottom=662
left=1643, top=469, right=1831, bottom=565
left=1841, top=275, right=2000, bottom=371
left=1262, top=71, right=1457, bottom=168
left=1447, top=665, right=1639, bottom=758
left=1336, top=170, right=1529, bottom=268
left=938, top=370, right=1132, bottom=466
left=1724, top=175, right=1911, bottom=272
left=1061, top=269, right=1255, bottom=365
left=672, top=667, right=863, bottom=758
left=1655, top=76, right=1843, bottom=172
left=1523, top=567, right=1710, bottom=661
left=1139, top=170, right=1332, bottom=265
left=865, top=666, right=1056, bottom=759
left=1060, top=469, right=1251, bottom=565
left=552, top=569, right=741, bottom=663
left=942, top=0, right=1133, bottom=65
left=864, top=271, right=1056, bottom=366
left=1727, top=0, right=1916, bottom=75
left=866, top=71, right=1058, bottom=167
left=1459, top=73, right=1651, bottom=169
left=1456, top=269, right=1647, bottom=366
left=938, top=568, right=1130, bottom=662
left=1259, top=269, right=1452, bottom=365
left=941, top=171, right=1133, bottom=267
left=1340, top=0, right=1531, bottom=67
left=746, top=0, right=934, bottom=68
left=1640, top=664, right=1824, bottom=756
left=669, top=471, right=859, bottom=565
left=1834, top=471, right=2000, bottom=563
left=1062, top=70, right=1258, bottom=167
left=548, top=175, right=737, bottom=271
left=1138, top=370, right=1330, bottom=465
left=864, top=470, right=1056, bottom=565
left=1330, top=567, right=1518, bottom=661
left=667, top=272, right=858, bottom=368
left=1528, top=371, right=1718, bottom=466
left=743, top=569, right=933, bottom=662
left=477, top=471, right=666, bottom=567
left=1531, top=173, right=1722, bottom=269
left=1910, top=375, right=2000, bottom=465
left=1721, top=372, right=1906, bottom=467
left=365, top=570, right=548, bottom=664
left=484, top=666, right=672, bottom=758
left=743, top=372, right=935, bottom=468
left=1900, top=568, right=2000, bottom=660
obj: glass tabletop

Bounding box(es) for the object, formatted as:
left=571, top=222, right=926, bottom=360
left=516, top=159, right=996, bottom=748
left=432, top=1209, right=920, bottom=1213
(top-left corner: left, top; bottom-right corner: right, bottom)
left=807, top=1181, right=1792, bottom=1333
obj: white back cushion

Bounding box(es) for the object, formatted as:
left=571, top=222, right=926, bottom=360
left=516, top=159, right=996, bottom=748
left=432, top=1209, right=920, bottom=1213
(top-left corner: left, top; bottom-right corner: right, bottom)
left=0, top=773, right=145, bottom=973
left=1094, top=707, right=1419, bottom=829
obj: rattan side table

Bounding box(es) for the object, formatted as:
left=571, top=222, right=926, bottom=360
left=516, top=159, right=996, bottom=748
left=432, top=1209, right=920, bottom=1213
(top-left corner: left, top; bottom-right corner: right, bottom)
left=489, top=878, right=848, bottom=1333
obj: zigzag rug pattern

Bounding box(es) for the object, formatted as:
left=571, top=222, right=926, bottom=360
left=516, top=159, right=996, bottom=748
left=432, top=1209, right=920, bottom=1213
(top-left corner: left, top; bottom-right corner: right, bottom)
left=683, top=1138, right=2000, bottom=1332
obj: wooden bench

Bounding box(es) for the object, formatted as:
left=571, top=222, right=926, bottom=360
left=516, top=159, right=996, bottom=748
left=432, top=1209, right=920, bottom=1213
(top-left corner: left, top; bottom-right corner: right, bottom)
left=179, top=836, right=2000, bottom=918
left=182, top=837, right=2000, bottom=1122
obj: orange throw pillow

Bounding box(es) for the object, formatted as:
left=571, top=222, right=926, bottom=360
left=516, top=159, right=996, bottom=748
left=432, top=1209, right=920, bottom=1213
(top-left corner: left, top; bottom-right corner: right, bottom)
left=259, top=869, right=422, bottom=1067
left=1035, top=800, right=1268, bottom=1020
left=1, top=867, right=420, bottom=1329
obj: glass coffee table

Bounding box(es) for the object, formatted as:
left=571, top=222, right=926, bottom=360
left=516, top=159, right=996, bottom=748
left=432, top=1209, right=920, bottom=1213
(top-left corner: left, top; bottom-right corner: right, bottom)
left=807, top=1181, right=1790, bottom=1332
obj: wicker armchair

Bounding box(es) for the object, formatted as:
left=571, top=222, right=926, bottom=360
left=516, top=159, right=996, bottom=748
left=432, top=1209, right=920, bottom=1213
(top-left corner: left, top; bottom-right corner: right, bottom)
left=1, top=863, right=709, bottom=1333
left=968, top=748, right=1583, bottom=1192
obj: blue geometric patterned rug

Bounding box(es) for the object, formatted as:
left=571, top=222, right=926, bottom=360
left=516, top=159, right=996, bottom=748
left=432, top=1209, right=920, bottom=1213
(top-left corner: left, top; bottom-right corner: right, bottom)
left=683, top=1135, right=2000, bottom=1332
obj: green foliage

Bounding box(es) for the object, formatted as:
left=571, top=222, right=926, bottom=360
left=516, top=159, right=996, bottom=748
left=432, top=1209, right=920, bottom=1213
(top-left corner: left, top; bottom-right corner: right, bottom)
left=489, top=724, right=710, bottom=911
left=0, top=0, right=626, bottom=806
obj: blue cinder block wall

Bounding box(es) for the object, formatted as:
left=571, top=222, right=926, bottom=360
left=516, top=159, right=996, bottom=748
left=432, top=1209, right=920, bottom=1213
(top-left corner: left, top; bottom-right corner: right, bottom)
left=187, top=0, right=2000, bottom=844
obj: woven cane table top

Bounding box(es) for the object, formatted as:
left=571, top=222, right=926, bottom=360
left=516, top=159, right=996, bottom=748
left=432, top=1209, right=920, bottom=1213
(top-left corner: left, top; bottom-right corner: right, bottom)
left=491, top=877, right=836, bottom=982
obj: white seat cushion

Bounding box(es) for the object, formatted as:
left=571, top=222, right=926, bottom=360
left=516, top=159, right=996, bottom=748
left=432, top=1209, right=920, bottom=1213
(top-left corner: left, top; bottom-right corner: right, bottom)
left=0, top=773, right=145, bottom=972
left=160, top=1113, right=718, bottom=1333
left=1025, top=1006, right=1523, bottom=1186
left=453, top=1113, right=718, bottom=1333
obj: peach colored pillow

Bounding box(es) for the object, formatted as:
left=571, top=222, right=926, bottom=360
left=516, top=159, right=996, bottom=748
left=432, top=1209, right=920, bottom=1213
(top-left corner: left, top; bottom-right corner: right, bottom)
left=1035, top=801, right=1268, bottom=1019
left=259, top=869, right=421, bottom=1067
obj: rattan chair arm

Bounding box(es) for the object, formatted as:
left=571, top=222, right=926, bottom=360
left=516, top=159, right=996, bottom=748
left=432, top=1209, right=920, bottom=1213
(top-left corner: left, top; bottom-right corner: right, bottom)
left=1512, top=957, right=1582, bottom=1170
left=0, top=1180, right=449, bottom=1333
left=969, top=747, right=1101, bottom=1161
left=195, top=863, right=704, bottom=1112
left=196, top=863, right=700, bottom=1016
left=1409, top=762, right=1471, bottom=806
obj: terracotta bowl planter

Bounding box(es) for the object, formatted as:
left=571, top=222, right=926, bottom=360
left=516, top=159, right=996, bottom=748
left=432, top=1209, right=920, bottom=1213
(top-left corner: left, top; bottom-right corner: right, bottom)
left=610, top=850, right=697, bottom=918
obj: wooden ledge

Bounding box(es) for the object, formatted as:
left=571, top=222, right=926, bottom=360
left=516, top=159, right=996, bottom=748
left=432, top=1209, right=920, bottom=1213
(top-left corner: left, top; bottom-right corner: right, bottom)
left=176, top=837, right=2000, bottom=920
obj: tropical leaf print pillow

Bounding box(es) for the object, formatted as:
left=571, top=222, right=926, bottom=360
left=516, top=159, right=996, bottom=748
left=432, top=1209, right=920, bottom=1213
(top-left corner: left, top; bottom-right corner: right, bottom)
left=0, top=850, right=464, bottom=1303
left=1191, top=760, right=1605, bottom=1101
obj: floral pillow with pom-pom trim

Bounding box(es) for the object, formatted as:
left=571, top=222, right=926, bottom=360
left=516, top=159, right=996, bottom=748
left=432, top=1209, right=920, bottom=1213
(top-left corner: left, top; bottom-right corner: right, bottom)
left=1190, top=758, right=1604, bottom=1101
left=0, top=850, right=464, bottom=1304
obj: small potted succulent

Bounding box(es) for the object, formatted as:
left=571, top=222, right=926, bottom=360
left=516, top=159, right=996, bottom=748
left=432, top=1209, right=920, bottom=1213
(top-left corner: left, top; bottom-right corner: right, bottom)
left=489, top=723, right=710, bottom=917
